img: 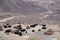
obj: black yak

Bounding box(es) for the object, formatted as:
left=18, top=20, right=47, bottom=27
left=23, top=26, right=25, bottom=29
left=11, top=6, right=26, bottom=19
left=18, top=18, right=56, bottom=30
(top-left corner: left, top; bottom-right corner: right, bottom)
left=21, top=29, right=26, bottom=32
left=30, top=24, right=38, bottom=28
left=38, top=29, right=41, bottom=31
left=3, top=25, right=7, bottom=28
left=15, top=30, right=22, bottom=36
left=17, top=25, right=22, bottom=30
left=32, top=30, right=35, bottom=32
left=8, top=25, right=11, bottom=28
left=42, top=24, right=46, bottom=29
left=18, top=32, right=22, bottom=36
left=5, top=29, right=11, bottom=35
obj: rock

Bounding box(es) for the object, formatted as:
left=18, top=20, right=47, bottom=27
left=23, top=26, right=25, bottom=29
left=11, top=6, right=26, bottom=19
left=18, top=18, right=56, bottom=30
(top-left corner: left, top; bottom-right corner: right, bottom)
left=26, top=26, right=30, bottom=29
left=44, top=29, right=53, bottom=35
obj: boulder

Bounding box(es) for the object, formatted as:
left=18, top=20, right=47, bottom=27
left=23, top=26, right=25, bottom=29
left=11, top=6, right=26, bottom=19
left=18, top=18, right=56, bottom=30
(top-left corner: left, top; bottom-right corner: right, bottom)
left=44, top=29, right=53, bottom=35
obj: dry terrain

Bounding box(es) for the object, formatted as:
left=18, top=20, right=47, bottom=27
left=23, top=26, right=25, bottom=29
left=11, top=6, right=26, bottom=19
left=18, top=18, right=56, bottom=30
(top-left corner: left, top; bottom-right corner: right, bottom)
left=0, top=0, right=60, bottom=40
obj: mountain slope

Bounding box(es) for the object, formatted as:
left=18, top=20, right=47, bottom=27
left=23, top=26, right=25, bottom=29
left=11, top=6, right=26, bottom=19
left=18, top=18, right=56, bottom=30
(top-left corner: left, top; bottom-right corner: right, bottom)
left=0, top=0, right=47, bottom=15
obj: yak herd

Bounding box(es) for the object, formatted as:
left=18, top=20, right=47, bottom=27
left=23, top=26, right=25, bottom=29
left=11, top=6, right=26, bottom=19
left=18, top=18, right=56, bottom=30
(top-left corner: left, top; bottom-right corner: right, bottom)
left=0, top=23, right=53, bottom=36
